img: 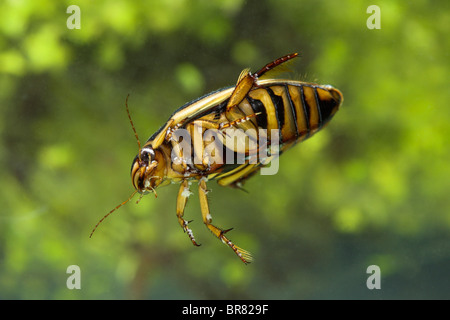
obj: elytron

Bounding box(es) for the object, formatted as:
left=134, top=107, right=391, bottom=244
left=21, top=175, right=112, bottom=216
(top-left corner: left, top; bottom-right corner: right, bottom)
left=91, top=53, right=343, bottom=264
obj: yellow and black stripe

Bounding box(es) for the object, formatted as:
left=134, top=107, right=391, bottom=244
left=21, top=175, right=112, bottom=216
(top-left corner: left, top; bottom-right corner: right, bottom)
left=244, top=80, right=342, bottom=147
left=210, top=80, right=342, bottom=187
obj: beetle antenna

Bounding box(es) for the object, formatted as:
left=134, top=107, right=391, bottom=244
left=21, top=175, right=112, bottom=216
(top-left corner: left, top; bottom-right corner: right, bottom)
left=136, top=192, right=144, bottom=204
left=90, top=190, right=138, bottom=238
left=125, top=94, right=142, bottom=159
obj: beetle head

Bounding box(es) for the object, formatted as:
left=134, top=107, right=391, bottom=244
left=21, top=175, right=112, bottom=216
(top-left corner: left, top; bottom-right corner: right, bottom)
left=130, top=145, right=166, bottom=195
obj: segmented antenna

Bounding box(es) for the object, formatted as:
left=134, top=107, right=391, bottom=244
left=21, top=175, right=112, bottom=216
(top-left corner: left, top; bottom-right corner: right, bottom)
left=89, top=190, right=138, bottom=238
left=90, top=95, right=143, bottom=238
left=125, top=94, right=142, bottom=160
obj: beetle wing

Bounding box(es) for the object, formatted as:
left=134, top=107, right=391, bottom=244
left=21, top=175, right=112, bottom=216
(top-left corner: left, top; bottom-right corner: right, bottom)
left=150, top=87, right=235, bottom=149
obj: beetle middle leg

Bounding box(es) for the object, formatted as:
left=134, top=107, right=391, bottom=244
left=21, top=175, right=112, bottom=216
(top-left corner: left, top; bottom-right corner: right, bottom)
left=177, top=180, right=200, bottom=246
left=198, top=177, right=252, bottom=264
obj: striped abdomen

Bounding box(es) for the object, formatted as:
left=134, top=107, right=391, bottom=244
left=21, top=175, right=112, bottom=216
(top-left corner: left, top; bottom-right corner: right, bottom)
left=229, top=80, right=343, bottom=151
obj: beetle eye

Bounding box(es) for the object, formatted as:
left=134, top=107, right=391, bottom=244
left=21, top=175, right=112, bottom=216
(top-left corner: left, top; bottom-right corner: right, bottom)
left=140, top=147, right=155, bottom=163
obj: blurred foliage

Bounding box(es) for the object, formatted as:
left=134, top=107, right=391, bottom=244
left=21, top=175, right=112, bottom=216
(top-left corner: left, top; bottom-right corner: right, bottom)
left=0, top=0, right=449, bottom=299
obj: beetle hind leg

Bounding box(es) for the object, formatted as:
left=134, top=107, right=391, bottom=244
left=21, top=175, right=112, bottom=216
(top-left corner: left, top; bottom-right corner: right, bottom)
left=198, top=177, right=252, bottom=264
left=225, top=53, right=299, bottom=115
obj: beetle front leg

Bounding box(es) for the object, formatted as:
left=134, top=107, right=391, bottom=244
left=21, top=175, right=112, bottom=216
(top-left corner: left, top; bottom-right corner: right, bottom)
left=177, top=180, right=200, bottom=247
left=198, top=177, right=252, bottom=264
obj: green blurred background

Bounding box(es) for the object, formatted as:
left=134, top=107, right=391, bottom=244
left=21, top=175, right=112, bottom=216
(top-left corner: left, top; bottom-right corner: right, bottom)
left=1, top=0, right=449, bottom=299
